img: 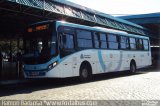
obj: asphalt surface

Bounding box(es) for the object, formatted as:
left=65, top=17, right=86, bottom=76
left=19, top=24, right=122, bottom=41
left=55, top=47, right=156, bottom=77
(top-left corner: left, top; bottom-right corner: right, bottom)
left=0, top=66, right=160, bottom=100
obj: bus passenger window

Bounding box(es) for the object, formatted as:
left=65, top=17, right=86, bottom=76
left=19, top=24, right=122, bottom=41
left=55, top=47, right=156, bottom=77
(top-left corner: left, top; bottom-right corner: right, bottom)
left=143, top=39, right=149, bottom=50
left=94, top=40, right=99, bottom=48
left=77, top=29, right=93, bottom=48
left=59, top=34, right=63, bottom=48
left=108, top=34, right=118, bottom=49
left=129, top=37, right=136, bottom=50
left=120, top=36, right=129, bottom=49
left=94, top=32, right=107, bottom=49
left=136, top=39, right=143, bottom=50
left=94, top=32, right=100, bottom=48
left=60, top=33, right=74, bottom=49
left=63, top=34, right=74, bottom=49
left=100, top=33, right=107, bottom=49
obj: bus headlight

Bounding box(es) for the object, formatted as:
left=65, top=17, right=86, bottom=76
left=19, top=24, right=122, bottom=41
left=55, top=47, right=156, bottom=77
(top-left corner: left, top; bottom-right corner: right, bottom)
left=48, top=62, right=57, bottom=70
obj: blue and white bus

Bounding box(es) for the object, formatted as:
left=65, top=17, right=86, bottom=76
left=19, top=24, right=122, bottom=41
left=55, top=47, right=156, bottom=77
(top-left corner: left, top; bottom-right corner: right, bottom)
left=23, top=20, right=152, bottom=81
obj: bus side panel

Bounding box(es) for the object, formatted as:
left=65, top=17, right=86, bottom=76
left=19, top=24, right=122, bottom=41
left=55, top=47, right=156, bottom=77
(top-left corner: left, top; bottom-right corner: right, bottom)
left=46, top=57, right=73, bottom=78
left=118, top=51, right=130, bottom=71
left=104, top=50, right=121, bottom=72
left=74, top=50, right=100, bottom=76
left=95, top=50, right=125, bottom=73
left=46, top=50, right=99, bottom=78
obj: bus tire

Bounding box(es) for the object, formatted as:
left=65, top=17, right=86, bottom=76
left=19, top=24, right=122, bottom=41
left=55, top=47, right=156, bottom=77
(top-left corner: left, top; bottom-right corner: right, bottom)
left=129, top=61, right=136, bottom=74
left=79, top=63, right=92, bottom=82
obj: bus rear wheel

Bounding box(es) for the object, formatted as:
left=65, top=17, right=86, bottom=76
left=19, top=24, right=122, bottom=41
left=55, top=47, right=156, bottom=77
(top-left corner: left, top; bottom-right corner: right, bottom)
left=80, top=65, right=92, bottom=82
left=130, top=61, right=136, bottom=74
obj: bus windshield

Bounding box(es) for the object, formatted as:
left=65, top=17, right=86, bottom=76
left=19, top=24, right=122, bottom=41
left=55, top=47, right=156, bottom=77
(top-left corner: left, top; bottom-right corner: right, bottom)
left=23, top=30, right=57, bottom=64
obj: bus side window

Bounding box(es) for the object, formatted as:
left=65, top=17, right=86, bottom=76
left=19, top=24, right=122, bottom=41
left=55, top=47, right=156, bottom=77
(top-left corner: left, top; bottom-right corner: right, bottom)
left=100, top=33, right=107, bottom=49
left=94, top=32, right=100, bottom=48
left=63, top=34, right=74, bottom=49
left=108, top=34, right=119, bottom=49
left=143, top=39, right=149, bottom=50
left=59, top=33, right=75, bottom=58
left=120, top=36, right=129, bottom=50
left=59, top=33, right=74, bottom=49
left=129, top=37, right=136, bottom=50
left=136, top=38, right=143, bottom=50
left=59, top=34, right=64, bottom=49
left=76, top=29, right=93, bottom=48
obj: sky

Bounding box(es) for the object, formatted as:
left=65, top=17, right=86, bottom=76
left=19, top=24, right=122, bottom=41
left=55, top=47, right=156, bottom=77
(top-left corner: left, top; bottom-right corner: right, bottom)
left=67, top=0, right=160, bottom=16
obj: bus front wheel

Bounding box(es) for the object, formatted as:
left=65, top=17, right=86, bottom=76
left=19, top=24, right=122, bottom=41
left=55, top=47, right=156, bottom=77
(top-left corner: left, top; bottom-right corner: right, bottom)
left=80, top=64, right=92, bottom=82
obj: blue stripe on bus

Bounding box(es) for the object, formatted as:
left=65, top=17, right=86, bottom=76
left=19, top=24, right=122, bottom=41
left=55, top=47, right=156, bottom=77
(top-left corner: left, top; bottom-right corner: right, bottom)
left=98, top=50, right=106, bottom=72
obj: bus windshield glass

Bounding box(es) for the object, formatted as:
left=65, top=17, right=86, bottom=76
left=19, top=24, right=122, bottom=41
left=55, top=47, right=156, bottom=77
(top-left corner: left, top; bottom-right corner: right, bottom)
left=23, top=28, right=57, bottom=64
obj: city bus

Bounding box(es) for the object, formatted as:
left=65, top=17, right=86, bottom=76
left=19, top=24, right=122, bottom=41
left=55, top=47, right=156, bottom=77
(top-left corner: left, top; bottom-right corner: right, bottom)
left=23, top=20, right=152, bottom=81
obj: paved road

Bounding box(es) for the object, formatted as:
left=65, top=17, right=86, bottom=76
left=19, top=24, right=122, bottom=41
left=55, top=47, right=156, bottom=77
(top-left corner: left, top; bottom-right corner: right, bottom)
left=0, top=67, right=160, bottom=100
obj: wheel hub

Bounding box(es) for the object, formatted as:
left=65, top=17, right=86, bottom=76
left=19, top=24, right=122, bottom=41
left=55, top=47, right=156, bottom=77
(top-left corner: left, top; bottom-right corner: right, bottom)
left=131, top=64, right=135, bottom=72
left=82, top=68, right=88, bottom=78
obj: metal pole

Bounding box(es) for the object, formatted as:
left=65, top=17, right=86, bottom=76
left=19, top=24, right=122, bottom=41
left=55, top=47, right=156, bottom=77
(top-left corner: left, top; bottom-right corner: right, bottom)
left=17, top=61, right=19, bottom=78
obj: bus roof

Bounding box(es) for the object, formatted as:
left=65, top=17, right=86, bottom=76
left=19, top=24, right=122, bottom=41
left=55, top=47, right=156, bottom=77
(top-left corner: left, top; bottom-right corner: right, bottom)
left=56, top=21, right=149, bottom=39
left=128, top=34, right=149, bottom=39
left=56, top=21, right=128, bottom=35
left=29, top=20, right=149, bottom=39
left=93, top=26, right=128, bottom=34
